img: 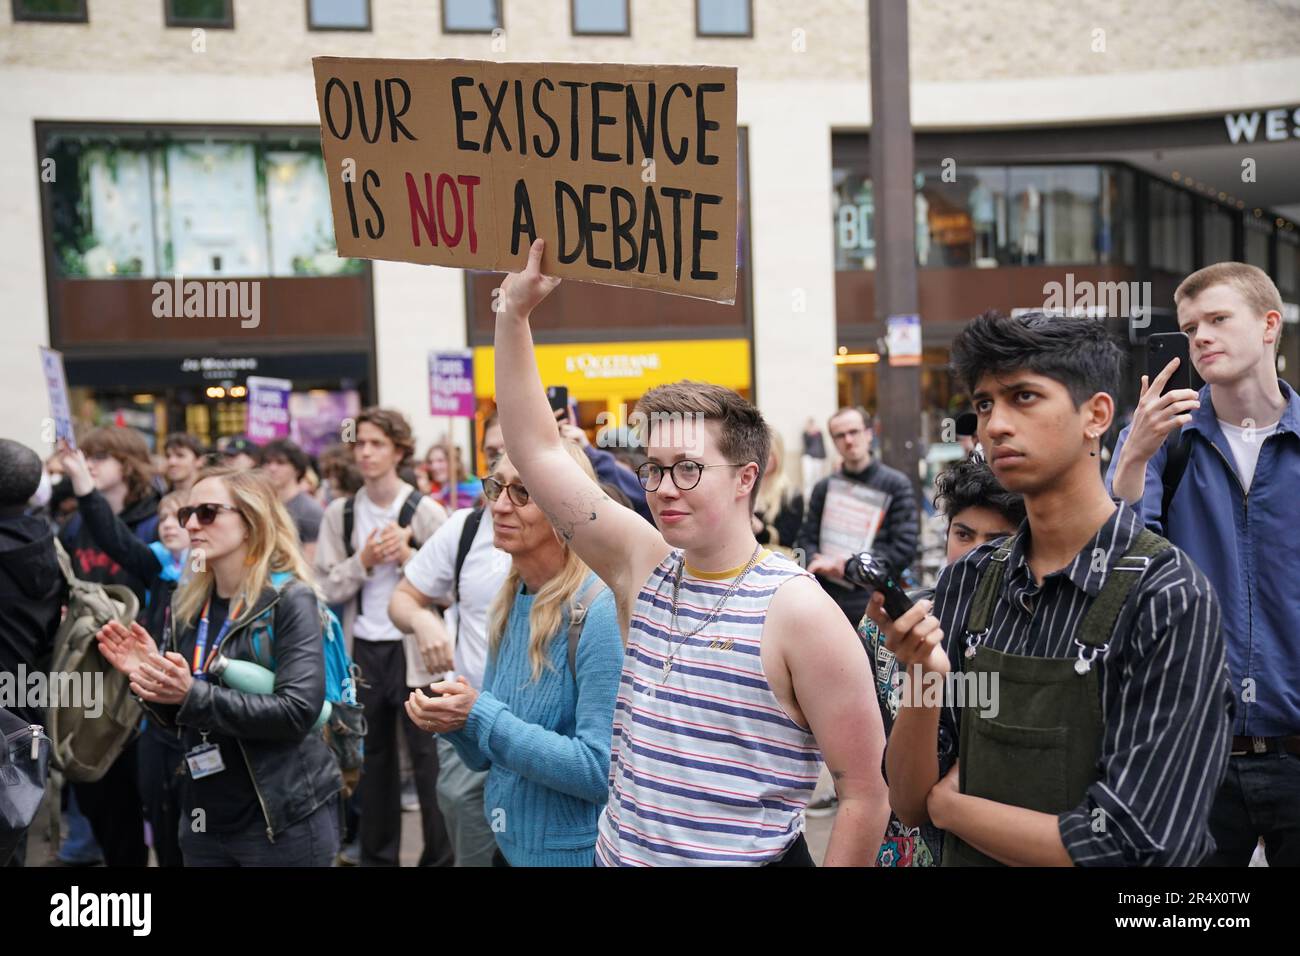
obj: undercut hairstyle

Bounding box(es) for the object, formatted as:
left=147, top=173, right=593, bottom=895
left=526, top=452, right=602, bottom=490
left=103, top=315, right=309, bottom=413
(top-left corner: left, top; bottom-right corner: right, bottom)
left=635, top=380, right=769, bottom=509
left=0, top=439, right=42, bottom=506
left=163, top=432, right=206, bottom=457
left=355, top=406, right=416, bottom=465
left=951, top=310, right=1125, bottom=408
left=934, top=456, right=1026, bottom=529
left=261, top=439, right=310, bottom=482
left=79, top=426, right=157, bottom=506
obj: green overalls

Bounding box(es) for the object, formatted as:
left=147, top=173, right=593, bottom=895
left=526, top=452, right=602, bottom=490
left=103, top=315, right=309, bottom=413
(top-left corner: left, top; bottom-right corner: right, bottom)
left=942, top=528, right=1171, bottom=867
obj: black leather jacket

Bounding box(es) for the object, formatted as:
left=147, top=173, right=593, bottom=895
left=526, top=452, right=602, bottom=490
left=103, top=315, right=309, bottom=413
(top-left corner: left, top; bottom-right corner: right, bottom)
left=143, top=577, right=341, bottom=840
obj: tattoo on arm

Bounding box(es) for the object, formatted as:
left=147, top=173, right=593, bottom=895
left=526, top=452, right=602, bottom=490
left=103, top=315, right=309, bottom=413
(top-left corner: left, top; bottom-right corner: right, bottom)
left=541, top=489, right=608, bottom=543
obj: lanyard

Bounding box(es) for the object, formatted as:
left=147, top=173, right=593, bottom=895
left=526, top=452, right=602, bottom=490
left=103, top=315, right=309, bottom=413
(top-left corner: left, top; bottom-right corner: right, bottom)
left=192, top=594, right=241, bottom=681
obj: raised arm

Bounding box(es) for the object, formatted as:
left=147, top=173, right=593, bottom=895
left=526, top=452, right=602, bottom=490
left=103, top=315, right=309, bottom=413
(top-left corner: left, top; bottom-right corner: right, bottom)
left=494, top=239, right=669, bottom=602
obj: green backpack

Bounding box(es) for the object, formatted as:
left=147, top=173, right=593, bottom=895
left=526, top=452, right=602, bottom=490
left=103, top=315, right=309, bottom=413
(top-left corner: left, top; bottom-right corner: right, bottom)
left=47, top=540, right=142, bottom=783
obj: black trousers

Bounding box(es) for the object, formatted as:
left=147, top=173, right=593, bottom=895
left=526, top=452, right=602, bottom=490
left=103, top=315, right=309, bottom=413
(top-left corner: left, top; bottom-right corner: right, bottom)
left=73, top=737, right=148, bottom=867
left=354, top=639, right=453, bottom=867
left=137, top=724, right=186, bottom=867
left=1202, top=753, right=1300, bottom=866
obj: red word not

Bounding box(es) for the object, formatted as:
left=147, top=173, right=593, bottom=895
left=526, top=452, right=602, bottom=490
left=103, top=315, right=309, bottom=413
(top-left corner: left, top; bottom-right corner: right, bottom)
left=405, top=172, right=481, bottom=252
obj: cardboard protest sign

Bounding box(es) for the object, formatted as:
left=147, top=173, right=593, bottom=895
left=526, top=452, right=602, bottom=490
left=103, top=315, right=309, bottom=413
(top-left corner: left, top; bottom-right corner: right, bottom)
left=818, top=477, right=891, bottom=568
left=312, top=57, right=738, bottom=303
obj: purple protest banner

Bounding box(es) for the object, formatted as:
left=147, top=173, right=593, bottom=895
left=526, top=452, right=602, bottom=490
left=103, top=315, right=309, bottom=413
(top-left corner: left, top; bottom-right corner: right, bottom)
left=429, top=351, right=476, bottom=418
left=246, top=376, right=292, bottom=443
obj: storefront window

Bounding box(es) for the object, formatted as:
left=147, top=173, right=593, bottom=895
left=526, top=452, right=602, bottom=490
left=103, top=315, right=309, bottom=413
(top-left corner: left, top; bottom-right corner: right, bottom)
left=832, top=169, right=874, bottom=270
left=1149, top=181, right=1194, bottom=273
left=1245, top=215, right=1273, bottom=271
left=1099, top=166, right=1136, bottom=265
left=1202, top=201, right=1235, bottom=266
left=1276, top=226, right=1298, bottom=297
left=835, top=160, right=1131, bottom=271
left=915, top=166, right=1006, bottom=268
left=45, top=129, right=362, bottom=279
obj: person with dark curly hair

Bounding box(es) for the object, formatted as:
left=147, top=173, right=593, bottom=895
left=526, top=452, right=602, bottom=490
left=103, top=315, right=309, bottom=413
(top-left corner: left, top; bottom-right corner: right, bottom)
left=856, top=454, right=1024, bottom=865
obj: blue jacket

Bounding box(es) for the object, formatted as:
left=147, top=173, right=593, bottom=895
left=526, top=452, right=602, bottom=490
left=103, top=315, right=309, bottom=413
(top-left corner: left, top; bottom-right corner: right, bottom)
left=445, top=572, right=623, bottom=866
left=1107, top=380, right=1300, bottom=737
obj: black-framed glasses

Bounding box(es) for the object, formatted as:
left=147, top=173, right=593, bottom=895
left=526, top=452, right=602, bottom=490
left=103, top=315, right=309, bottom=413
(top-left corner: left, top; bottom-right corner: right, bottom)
left=177, top=503, right=241, bottom=527
left=636, top=460, right=744, bottom=492
left=482, top=476, right=530, bottom=507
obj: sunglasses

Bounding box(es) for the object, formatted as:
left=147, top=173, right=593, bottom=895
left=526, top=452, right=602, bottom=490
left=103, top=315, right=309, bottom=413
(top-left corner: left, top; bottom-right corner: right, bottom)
left=482, top=476, right=530, bottom=507
left=177, top=503, right=241, bottom=526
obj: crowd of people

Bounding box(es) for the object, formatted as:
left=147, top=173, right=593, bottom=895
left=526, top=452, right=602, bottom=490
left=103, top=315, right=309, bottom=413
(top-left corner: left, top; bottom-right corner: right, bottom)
left=1, top=255, right=1295, bottom=868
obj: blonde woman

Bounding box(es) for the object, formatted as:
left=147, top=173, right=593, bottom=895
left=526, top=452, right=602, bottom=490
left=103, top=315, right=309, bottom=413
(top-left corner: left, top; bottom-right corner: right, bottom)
left=404, top=444, right=623, bottom=867
left=752, top=428, right=805, bottom=559
left=96, top=466, right=342, bottom=866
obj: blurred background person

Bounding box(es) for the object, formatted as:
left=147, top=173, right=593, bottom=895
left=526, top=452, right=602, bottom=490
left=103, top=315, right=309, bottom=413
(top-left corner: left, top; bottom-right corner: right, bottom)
left=752, top=427, right=804, bottom=560
left=260, top=438, right=324, bottom=563
left=162, top=433, right=206, bottom=494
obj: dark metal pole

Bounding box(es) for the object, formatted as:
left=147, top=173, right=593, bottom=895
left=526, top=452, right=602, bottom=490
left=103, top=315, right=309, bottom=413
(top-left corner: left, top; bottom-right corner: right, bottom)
left=868, top=0, right=923, bottom=506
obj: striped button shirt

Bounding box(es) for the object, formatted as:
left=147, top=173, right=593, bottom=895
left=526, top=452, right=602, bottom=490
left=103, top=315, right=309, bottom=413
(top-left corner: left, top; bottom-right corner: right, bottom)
left=595, top=550, right=822, bottom=866
left=927, top=500, right=1233, bottom=866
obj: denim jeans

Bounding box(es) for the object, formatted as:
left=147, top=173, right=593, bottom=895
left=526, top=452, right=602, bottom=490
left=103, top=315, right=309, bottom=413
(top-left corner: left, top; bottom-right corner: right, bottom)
left=1203, top=753, right=1300, bottom=866
left=179, top=795, right=340, bottom=867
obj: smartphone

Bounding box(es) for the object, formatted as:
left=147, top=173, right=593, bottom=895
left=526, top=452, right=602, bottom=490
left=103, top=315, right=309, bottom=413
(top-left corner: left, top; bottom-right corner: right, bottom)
left=1147, top=332, right=1192, bottom=395
left=845, top=553, right=915, bottom=620
left=546, top=386, right=570, bottom=419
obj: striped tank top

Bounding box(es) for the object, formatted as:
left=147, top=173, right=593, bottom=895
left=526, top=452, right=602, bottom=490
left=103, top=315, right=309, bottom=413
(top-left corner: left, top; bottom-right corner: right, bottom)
left=594, top=548, right=823, bottom=866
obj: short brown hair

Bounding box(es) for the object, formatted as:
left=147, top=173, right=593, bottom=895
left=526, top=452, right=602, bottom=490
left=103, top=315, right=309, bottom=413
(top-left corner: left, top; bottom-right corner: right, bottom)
left=80, top=426, right=156, bottom=506
left=354, top=406, right=416, bottom=465
left=828, top=406, right=870, bottom=433
left=1175, top=262, right=1284, bottom=352
left=635, top=381, right=769, bottom=509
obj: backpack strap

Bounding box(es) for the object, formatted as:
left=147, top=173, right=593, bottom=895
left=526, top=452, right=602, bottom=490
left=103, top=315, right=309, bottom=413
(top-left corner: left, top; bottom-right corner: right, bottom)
left=1077, top=528, right=1173, bottom=649
left=397, top=491, right=423, bottom=535
left=452, top=507, right=485, bottom=606
left=1159, top=431, right=1193, bottom=530
left=566, top=577, right=606, bottom=682
left=963, top=538, right=1016, bottom=636
left=342, top=497, right=356, bottom=558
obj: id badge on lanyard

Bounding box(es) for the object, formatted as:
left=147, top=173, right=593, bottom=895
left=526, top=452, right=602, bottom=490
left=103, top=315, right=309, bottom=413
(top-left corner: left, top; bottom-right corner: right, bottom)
left=186, top=594, right=241, bottom=779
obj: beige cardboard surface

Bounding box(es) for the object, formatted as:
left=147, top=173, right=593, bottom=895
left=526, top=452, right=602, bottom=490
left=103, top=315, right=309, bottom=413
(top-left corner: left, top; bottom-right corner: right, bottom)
left=313, top=57, right=738, bottom=303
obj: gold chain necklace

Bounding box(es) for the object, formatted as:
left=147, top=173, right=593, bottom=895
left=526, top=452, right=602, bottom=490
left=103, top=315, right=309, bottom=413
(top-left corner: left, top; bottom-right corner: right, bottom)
left=661, top=545, right=762, bottom=681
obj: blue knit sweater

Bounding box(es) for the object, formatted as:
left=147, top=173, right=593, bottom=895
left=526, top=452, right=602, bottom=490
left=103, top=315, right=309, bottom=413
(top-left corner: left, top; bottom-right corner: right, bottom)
left=444, top=572, right=623, bottom=866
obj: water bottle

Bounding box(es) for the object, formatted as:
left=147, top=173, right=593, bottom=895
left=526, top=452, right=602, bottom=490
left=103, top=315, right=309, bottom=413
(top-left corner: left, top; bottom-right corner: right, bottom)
left=208, top=653, right=331, bottom=731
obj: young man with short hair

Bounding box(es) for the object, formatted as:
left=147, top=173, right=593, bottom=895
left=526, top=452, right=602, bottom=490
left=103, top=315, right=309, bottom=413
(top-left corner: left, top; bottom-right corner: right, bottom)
left=261, top=438, right=325, bottom=562
left=162, top=433, right=205, bottom=493
left=857, top=455, right=1025, bottom=865
left=872, top=311, right=1232, bottom=866
left=315, top=407, right=452, bottom=867
left=1108, top=262, right=1300, bottom=865
left=494, top=240, right=889, bottom=866
left=797, top=406, right=919, bottom=625
left=388, top=427, right=511, bottom=868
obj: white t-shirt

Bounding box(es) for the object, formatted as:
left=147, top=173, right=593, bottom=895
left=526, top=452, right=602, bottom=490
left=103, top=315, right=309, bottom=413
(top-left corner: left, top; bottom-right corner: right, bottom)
left=350, top=488, right=407, bottom=642
left=403, top=507, right=510, bottom=689
left=1217, top=418, right=1279, bottom=492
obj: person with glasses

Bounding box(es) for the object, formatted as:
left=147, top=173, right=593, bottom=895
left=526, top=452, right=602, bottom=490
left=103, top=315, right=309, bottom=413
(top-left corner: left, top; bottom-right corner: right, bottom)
left=796, top=406, right=919, bottom=626
left=96, top=466, right=343, bottom=866
left=404, top=442, right=623, bottom=867
left=488, top=240, right=889, bottom=866
left=388, top=421, right=512, bottom=867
